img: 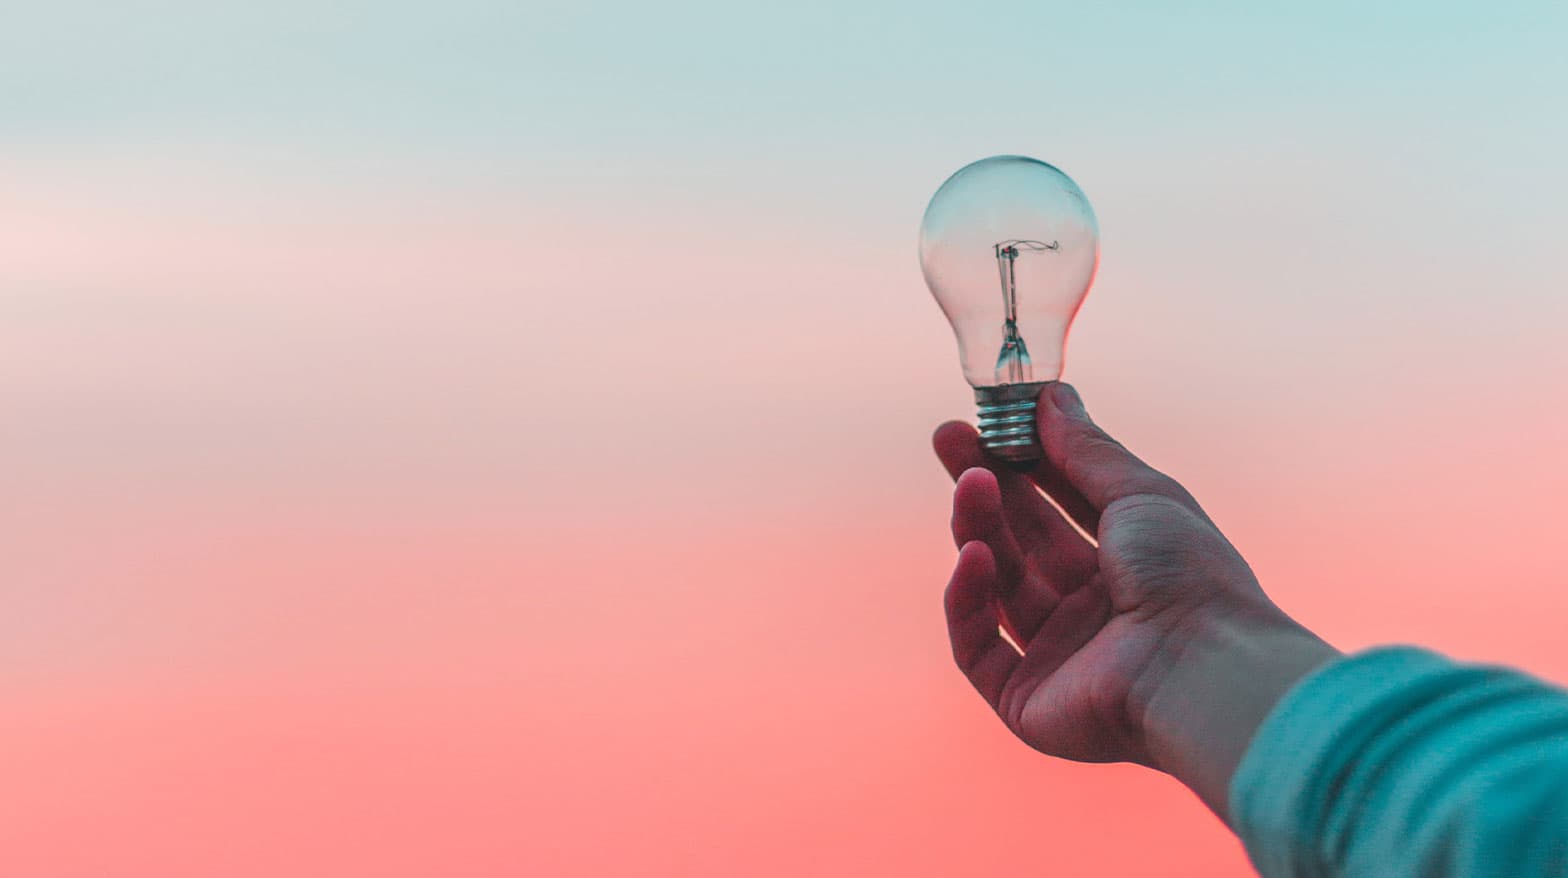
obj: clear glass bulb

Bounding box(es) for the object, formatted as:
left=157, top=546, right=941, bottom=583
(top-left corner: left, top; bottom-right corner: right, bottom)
left=919, top=155, right=1100, bottom=463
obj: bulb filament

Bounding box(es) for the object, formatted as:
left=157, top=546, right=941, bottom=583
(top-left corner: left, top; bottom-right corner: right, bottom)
left=992, top=240, right=1058, bottom=385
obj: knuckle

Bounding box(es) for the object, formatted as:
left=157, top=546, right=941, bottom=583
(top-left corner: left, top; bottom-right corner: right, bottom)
left=1101, top=473, right=1192, bottom=514
left=1102, top=491, right=1186, bottom=523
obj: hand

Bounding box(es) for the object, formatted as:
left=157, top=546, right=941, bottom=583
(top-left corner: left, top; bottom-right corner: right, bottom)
left=935, top=383, right=1336, bottom=816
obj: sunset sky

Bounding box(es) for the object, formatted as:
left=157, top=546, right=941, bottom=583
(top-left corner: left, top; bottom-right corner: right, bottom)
left=4, top=2, right=1568, bottom=874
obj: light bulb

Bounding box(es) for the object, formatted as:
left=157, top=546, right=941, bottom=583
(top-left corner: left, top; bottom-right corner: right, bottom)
left=919, top=155, right=1100, bottom=464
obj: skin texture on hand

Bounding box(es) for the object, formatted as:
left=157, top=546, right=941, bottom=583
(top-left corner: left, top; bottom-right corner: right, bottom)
left=935, top=383, right=1339, bottom=820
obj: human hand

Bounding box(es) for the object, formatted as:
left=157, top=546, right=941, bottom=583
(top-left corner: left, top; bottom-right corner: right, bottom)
left=935, top=383, right=1336, bottom=816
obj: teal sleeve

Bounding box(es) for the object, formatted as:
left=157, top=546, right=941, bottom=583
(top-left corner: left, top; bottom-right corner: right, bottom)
left=1230, top=646, right=1568, bottom=877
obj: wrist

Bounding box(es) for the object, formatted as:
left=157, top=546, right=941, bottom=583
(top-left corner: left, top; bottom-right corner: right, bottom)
left=1129, top=603, right=1340, bottom=822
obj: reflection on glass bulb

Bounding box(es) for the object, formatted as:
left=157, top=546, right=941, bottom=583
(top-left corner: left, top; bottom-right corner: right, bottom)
left=919, top=155, right=1100, bottom=464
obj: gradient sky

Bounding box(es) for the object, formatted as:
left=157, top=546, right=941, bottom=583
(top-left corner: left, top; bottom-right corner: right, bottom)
left=4, top=2, right=1568, bottom=875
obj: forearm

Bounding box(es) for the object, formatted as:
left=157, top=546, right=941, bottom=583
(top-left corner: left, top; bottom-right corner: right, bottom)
left=1130, top=606, right=1340, bottom=821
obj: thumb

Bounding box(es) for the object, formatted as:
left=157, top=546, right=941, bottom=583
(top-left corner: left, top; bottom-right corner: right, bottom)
left=1039, top=383, right=1200, bottom=523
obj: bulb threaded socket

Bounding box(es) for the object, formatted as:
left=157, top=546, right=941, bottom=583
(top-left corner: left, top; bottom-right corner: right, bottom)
left=975, top=381, right=1050, bottom=467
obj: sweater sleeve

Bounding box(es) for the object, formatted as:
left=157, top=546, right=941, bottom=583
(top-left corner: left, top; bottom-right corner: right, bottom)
left=1230, top=646, right=1568, bottom=877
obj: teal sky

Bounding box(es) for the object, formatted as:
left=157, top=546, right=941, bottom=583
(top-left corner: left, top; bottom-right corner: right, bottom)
left=8, top=2, right=1565, bottom=175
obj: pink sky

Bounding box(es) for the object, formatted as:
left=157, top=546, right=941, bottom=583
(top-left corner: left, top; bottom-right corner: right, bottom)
left=5, top=146, right=1567, bottom=874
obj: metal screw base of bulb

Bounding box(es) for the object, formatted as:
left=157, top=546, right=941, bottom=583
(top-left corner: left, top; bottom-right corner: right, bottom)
left=975, top=381, right=1050, bottom=468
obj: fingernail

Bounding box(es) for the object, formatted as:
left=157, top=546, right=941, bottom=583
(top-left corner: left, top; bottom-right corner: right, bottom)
left=1049, top=382, right=1084, bottom=416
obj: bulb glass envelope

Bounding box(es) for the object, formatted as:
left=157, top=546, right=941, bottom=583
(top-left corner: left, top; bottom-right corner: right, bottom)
left=919, top=156, right=1100, bottom=389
